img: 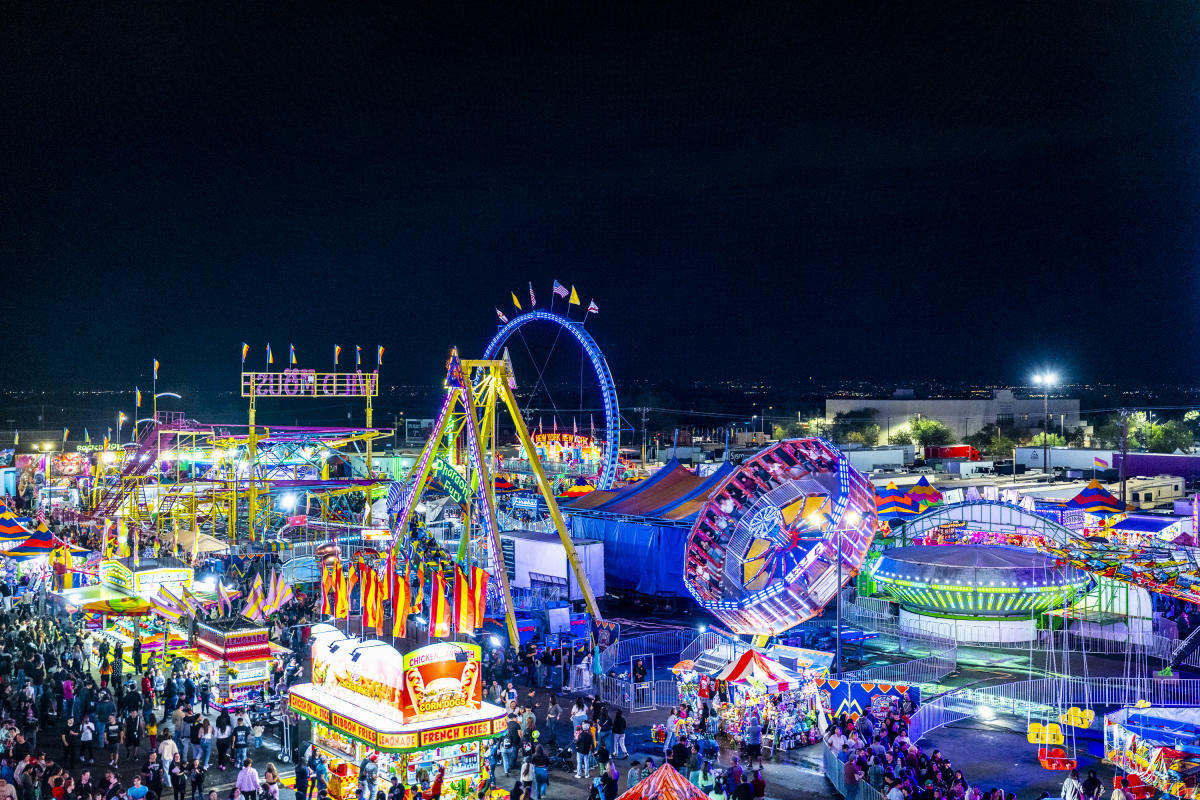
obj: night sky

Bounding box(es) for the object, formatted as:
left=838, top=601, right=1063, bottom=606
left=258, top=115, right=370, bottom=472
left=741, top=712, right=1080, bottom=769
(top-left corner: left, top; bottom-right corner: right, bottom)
left=2, top=4, right=1197, bottom=392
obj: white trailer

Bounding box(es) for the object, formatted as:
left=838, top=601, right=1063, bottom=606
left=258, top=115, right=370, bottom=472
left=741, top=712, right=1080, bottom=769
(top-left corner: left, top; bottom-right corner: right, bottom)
left=1015, top=447, right=1116, bottom=473
left=498, top=529, right=606, bottom=602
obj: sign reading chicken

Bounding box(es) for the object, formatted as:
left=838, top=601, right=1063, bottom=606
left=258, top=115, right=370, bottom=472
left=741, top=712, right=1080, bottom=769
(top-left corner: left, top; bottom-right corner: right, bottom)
left=399, top=642, right=482, bottom=723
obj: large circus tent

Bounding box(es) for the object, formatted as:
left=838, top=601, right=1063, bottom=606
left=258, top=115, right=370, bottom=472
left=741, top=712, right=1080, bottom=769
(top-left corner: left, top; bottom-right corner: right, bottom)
left=563, top=459, right=734, bottom=597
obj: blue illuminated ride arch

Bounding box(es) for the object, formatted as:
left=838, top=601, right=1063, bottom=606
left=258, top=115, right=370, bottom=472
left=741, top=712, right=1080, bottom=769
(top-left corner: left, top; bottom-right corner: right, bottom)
left=483, top=310, right=621, bottom=490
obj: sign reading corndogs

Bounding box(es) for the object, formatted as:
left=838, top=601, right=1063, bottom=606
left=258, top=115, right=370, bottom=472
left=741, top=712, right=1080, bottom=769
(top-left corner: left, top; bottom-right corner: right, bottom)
left=399, top=642, right=482, bottom=723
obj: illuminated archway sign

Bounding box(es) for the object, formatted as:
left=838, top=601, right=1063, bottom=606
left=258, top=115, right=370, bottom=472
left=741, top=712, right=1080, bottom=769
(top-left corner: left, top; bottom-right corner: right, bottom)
left=683, top=438, right=878, bottom=636
left=482, top=310, right=620, bottom=490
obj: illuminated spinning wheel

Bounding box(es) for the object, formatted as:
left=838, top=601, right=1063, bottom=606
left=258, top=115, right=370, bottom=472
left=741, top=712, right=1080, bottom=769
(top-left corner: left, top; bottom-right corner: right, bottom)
left=483, top=309, right=620, bottom=490
left=684, top=438, right=878, bottom=635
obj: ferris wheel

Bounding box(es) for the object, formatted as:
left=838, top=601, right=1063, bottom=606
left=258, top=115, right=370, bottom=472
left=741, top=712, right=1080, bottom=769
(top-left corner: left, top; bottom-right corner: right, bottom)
left=482, top=308, right=621, bottom=490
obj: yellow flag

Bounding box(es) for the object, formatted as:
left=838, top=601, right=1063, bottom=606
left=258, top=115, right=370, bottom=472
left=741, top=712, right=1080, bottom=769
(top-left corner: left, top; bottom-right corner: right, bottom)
left=511, top=292, right=522, bottom=311
left=569, top=286, right=580, bottom=305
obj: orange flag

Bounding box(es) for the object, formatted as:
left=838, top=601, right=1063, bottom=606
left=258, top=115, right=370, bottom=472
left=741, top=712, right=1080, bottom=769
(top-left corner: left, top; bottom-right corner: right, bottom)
left=453, top=565, right=473, bottom=633
left=392, top=560, right=410, bottom=638
left=321, top=560, right=334, bottom=616
left=412, top=557, right=424, bottom=614
left=335, top=561, right=349, bottom=619
left=363, top=569, right=384, bottom=635
left=429, top=571, right=451, bottom=638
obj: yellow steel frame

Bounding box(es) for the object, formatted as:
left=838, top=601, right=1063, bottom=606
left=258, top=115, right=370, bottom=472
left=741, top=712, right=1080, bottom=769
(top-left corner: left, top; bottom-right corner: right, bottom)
left=391, top=349, right=602, bottom=647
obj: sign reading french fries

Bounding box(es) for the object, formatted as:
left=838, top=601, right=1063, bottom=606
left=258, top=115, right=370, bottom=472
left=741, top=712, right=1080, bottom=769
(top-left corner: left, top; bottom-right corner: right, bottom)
left=399, top=642, right=482, bottom=723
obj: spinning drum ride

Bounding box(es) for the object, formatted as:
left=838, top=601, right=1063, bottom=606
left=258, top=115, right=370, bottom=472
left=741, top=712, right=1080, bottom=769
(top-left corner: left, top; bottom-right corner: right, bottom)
left=683, top=438, right=877, bottom=635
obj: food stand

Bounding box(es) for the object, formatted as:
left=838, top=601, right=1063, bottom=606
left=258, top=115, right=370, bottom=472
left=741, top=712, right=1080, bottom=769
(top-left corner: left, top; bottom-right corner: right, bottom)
left=195, top=621, right=288, bottom=710
left=288, top=624, right=507, bottom=798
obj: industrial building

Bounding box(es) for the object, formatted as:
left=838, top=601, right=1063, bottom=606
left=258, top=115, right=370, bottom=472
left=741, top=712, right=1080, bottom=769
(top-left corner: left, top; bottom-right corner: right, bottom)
left=825, top=388, right=1081, bottom=441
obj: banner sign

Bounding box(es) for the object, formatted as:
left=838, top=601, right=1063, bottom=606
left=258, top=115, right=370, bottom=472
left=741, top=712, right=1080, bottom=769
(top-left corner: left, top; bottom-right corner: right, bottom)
left=241, top=369, right=379, bottom=398
left=432, top=458, right=471, bottom=507
left=511, top=494, right=539, bottom=511
left=592, top=619, right=620, bottom=650
left=399, top=642, right=482, bottom=724
left=815, top=678, right=920, bottom=722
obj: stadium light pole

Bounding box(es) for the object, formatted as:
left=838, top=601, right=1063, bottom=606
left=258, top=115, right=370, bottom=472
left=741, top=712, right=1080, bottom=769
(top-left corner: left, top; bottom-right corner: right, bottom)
left=1033, top=373, right=1057, bottom=475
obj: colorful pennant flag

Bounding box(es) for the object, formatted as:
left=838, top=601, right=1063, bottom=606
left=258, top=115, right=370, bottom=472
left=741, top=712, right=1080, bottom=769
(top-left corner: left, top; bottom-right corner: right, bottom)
left=241, top=573, right=267, bottom=621
left=334, top=344, right=342, bottom=367
left=356, top=346, right=361, bottom=368
left=62, top=427, right=68, bottom=443
left=376, top=345, right=384, bottom=367
left=336, top=561, right=349, bottom=619
left=217, top=581, right=234, bottom=616
left=148, top=588, right=183, bottom=623
left=267, top=344, right=273, bottom=365
left=136, top=387, right=142, bottom=408
left=569, top=286, right=580, bottom=305
left=289, top=344, right=296, bottom=365
left=273, top=571, right=295, bottom=612
left=153, top=359, right=160, bottom=380
left=511, top=291, right=522, bottom=312
left=241, top=343, right=249, bottom=365
left=553, top=280, right=569, bottom=298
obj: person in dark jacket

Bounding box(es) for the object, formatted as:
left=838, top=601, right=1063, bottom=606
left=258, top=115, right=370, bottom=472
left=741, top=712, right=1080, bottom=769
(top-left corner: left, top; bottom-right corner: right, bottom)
left=574, top=723, right=594, bottom=780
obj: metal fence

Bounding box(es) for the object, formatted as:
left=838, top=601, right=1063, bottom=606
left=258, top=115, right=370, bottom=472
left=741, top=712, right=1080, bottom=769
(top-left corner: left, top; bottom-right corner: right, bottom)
left=823, top=741, right=888, bottom=800
left=841, top=643, right=958, bottom=686
left=908, top=676, right=1200, bottom=743
left=840, top=592, right=1200, bottom=668
left=678, top=631, right=750, bottom=664
left=598, top=628, right=698, bottom=675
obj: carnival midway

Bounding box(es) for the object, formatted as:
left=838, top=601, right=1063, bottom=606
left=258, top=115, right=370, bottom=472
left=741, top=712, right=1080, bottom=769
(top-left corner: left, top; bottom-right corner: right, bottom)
left=6, top=283, right=1200, bottom=800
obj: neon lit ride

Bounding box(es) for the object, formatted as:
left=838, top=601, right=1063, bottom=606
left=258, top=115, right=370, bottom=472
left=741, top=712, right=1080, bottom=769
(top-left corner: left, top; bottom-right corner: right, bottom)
left=870, top=545, right=1093, bottom=643
left=683, top=438, right=877, bottom=636
left=482, top=310, right=620, bottom=490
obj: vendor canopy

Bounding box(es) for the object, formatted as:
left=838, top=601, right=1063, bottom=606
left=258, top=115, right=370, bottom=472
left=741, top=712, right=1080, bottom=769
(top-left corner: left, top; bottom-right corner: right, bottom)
left=6, top=521, right=89, bottom=561
left=170, top=528, right=229, bottom=554
left=906, top=476, right=943, bottom=509
left=564, top=459, right=735, bottom=521
left=0, top=504, right=32, bottom=543
left=617, top=764, right=711, bottom=800
left=876, top=482, right=918, bottom=518
left=1066, top=479, right=1126, bottom=514
left=712, top=649, right=804, bottom=692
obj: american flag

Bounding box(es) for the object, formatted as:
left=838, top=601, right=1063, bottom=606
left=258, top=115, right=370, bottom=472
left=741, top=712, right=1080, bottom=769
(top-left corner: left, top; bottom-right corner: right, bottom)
left=529, top=282, right=537, bottom=308
left=553, top=280, right=568, bottom=298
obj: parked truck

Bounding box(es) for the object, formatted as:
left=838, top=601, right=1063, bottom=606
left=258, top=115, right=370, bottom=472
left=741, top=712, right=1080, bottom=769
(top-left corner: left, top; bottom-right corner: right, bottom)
left=922, top=445, right=981, bottom=461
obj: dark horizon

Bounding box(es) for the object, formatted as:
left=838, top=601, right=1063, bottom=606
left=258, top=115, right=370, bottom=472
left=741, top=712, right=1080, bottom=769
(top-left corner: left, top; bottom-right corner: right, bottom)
left=3, top=4, right=1197, bottom=392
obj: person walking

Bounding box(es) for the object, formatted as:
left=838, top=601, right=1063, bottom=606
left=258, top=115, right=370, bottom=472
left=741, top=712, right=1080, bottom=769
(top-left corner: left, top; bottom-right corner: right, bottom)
left=236, top=759, right=261, bottom=800
left=611, top=710, right=628, bottom=758
left=574, top=722, right=594, bottom=780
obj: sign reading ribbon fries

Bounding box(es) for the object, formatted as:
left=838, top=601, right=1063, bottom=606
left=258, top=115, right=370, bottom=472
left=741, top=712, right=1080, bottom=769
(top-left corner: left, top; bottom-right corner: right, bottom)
left=399, top=642, right=482, bottom=723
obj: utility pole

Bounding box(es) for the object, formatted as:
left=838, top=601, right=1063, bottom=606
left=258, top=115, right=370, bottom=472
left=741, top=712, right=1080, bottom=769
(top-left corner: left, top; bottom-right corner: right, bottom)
left=1120, top=408, right=1130, bottom=504
left=631, top=407, right=650, bottom=469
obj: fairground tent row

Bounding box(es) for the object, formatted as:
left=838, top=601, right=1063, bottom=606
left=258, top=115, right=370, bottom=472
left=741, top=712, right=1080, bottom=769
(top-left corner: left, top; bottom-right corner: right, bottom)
left=563, top=459, right=734, bottom=597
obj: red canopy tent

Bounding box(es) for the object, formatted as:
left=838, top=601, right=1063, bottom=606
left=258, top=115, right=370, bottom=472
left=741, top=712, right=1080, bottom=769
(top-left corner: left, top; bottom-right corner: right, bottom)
left=617, top=763, right=710, bottom=800
left=712, top=649, right=803, bottom=691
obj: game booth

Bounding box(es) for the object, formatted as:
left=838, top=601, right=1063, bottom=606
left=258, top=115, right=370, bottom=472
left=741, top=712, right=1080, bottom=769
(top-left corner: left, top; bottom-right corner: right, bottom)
left=288, top=625, right=508, bottom=799
left=671, top=649, right=827, bottom=753
left=1105, top=705, right=1200, bottom=799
